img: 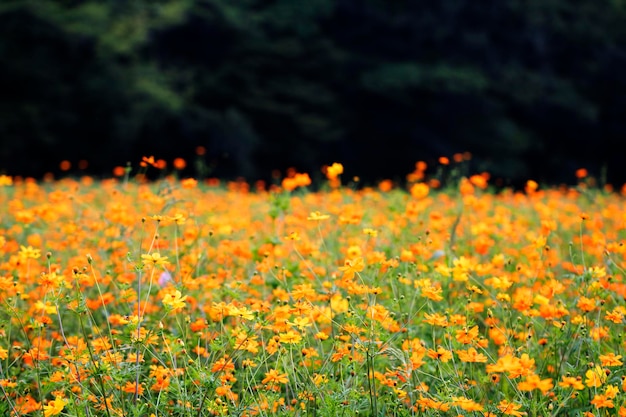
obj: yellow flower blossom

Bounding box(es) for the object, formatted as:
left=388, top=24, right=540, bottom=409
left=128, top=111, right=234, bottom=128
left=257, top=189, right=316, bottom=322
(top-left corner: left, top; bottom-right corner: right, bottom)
left=307, top=211, right=330, bottom=221
left=19, top=245, right=41, bottom=259
left=162, top=290, right=187, bottom=311
left=43, top=396, right=66, bottom=417
left=142, top=253, right=170, bottom=268
left=586, top=365, right=607, bottom=388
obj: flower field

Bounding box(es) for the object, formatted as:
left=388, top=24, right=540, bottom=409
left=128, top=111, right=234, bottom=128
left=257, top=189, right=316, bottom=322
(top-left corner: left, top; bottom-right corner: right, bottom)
left=0, top=161, right=625, bottom=417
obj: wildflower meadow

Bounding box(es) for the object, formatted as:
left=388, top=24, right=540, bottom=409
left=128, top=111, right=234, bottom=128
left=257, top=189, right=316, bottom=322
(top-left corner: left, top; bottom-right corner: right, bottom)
left=1, top=156, right=625, bottom=417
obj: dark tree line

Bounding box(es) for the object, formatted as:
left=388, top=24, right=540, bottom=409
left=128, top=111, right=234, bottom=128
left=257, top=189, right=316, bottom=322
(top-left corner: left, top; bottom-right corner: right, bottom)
left=1, top=0, right=625, bottom=186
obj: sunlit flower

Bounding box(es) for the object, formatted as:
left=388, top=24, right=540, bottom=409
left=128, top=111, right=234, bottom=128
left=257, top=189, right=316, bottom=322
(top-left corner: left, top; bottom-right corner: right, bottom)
left=142, top=253, right=170, bottom=268
left=307, top=211, right=330, bottom=221
left=363, top=228, right=378, bottom=237
left=43, top=396, right=66, bottom=417
left=586, top=365, right=607, bottom=388
left=162, top=290, right=187, bottom=311
left=19, top=245, right=41, bottom=259
left=228, top=305, right=255, bottom=321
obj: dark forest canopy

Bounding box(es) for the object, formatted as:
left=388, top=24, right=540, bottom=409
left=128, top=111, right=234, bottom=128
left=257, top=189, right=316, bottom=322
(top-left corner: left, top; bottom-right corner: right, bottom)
left=1, top=0, right=625, bottom=187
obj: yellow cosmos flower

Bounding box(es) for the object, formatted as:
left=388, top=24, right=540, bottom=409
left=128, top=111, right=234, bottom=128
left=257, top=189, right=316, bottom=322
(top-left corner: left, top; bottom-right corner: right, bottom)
left=307, top=211, right=330, bottom=221
left=585, top=365, right=607, bottom=388
left=162, top=290, right=187, bottom=311
left=142, top=253, right=170, bottom=268
left=228, top=305, right=255, bottom=320
left=44, top=396, right=67, bottom=417
left=19, top=245, right=41, bottom=260
left=0, top=175, right=13, bottom=186
left=279, top=330, right=302, bottom=344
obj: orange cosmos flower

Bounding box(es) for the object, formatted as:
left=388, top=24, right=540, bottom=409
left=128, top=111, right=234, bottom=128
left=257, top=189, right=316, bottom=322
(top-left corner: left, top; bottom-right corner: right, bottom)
left=577, top=296, right=596, bottom=312
left=558, top=375, right=585, bottom=390
left=421, top=284, right=443, bottom=301
left=122, top=381, right=144, bottom=395
left=112, top=166, right=126, bottom=177
left=517, top=373, right=553, bottom=394
left=140, top=156, right=157, bottom=167
left=415, top=395, right=450, bottom=412
left=339, top=257, right=364, bottom=280
left=215, top=385, right=238, bottom=402
left=410, top=182, right=429, bottom=199
left=294, top=172, right=311, bottom=188
left=181, top=178, right=197, bottom=189
left=599, top=353, right=623, bottom=367
left=450, top=396, right=483, bottom=412
left=525, top=180, right=538, bottom=194
left=456, top=325, right=479, bottom=345
left=325, top=162, right=344, bottom=179
left=211, top=356, right=235, bottom=373
left=427, top=347, right=453, bottom=362
left=456, top=347, right=488, bottom=363
left=459, top=177, right=475, bottom=195
left=173, top=157, right=187, bottom=170
left=590, top=394, right=614, bottom=409
left=469, top=174, right=488, bottom=189
left=497, top=400, right=526, bottom=416
left=378, top=179, right=393, bottom=192
left=262, top=369, right=288, bottom=385
left=423, top=313, right=448, bottom=327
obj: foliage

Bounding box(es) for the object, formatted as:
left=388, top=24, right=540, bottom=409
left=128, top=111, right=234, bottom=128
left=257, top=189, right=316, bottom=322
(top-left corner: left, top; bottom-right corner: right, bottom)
left=1, top=0, right=626, bottom=185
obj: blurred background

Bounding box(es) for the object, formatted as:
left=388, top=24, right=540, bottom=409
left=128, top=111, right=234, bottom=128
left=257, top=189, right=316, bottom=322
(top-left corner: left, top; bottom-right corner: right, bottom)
left=1, top=0, right=625, bottom=187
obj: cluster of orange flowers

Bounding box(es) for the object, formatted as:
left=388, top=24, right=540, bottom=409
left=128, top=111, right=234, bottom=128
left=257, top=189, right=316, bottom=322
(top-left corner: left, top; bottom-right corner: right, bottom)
left=0, top=159, right=625, bottom=416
